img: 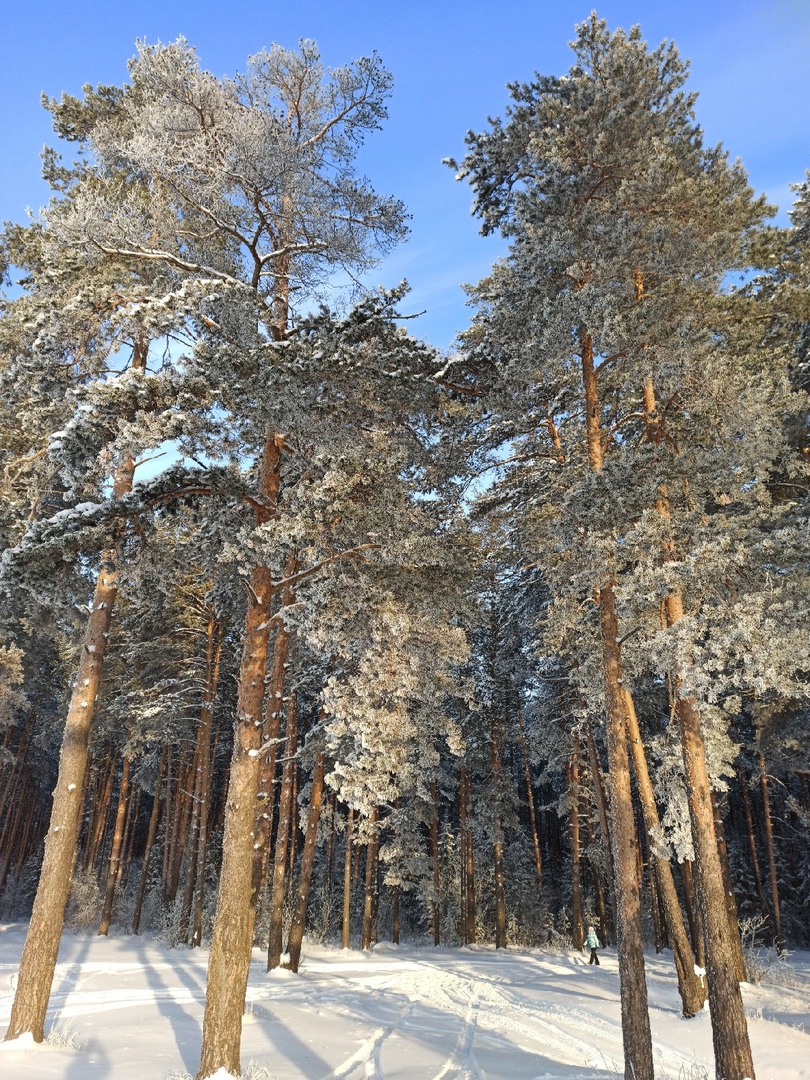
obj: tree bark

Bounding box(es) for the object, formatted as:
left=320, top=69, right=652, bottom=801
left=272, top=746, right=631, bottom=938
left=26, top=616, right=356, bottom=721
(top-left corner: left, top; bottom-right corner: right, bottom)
left=392, top=883, right=400, bottom=945
left=98, top=752, right=131, bottom=935
left=758, top=747, right=784, bottom=955
left=4, top=436, right=137, bottom=1043
left=710, top=790, right=747, bottom=984
left=581, top=326, right=654, bottom=1080
left=430, top=779, right=441, bottom=945
left=362, top=806, right=380, bottom=951
left=251, top=564, right=296, bottom=936
left=132, top=744, right=167, bottom=934
left=677, top=687, right=756, bottom=1080
left=461, top=766, right=476, bottom=944
left=643, top=364, right=755, bottom=1075
left=679, top=859, right=706, bottom=968
left=342, top=806, right=353, bottom=949
left=492, top=723, right=507, bottom=950
left=598, top=581, right=655, bottom=1080
left=736, top=766, right=770, bottom=936
left=624, top=689, right=705, bottom=1016
left=180, top=616, right=222, bottom=944
left=568, top=739, right=585, bottom=951
left=267, top=693, right=298, bottom=970
left=285, top=752, right=326, bottom=973
left=196, top=434, right=284, bottom=1080
left=85, top=747, right=117, bottom=873
left=517, top=706, right=543, bottom=901
left=190, top=622, right=223, bottom=948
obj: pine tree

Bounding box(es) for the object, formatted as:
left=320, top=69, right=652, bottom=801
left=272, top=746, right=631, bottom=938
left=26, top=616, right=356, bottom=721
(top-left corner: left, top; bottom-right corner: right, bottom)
left=449, top=15, right=781, bottom=1078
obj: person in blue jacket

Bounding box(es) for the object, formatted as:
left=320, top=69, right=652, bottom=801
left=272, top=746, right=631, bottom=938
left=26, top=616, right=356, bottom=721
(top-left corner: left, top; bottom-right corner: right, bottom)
left=585, top=925, right=601, bottom=965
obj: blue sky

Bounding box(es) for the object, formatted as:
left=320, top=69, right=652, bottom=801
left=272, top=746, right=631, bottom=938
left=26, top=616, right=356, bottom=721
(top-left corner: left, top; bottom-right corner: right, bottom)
left=1, top=0, right=808, bottom=350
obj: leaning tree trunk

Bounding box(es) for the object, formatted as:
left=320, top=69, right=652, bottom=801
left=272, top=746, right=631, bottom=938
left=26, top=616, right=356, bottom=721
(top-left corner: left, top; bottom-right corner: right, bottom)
left=196, top=434, right=284, bottom=1080
left=624, top=689, right=705, bottom=1016
left=4, top=442, right=137, bottom=1044
left=677, top=681, right=756, bottom=1080
left=642, top=366, right=755, bottom=1078
left=581, top=326, right=654, bottom=1080
left=285, top=752, right=327, bottom=973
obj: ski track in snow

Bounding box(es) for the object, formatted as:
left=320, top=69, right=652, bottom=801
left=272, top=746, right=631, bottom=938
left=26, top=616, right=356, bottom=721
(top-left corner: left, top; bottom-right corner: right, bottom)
left=1, top=928, right=809, bottom=1079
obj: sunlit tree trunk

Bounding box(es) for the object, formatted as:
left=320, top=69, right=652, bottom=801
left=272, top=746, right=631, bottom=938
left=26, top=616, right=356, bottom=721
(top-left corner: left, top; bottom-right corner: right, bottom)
left=251, top=564, right=296, bottom=940
left=197, top=434, right=284, bottom=1080
left=676, top=676, right=756, bottom=1080
left=4, top=399, right=141, bottom=1043
left=624, top=689, right=705, bottom=1016
left=642, top=363, right=755, bottom=1077
left=581, top=327, right=654, bottom=1080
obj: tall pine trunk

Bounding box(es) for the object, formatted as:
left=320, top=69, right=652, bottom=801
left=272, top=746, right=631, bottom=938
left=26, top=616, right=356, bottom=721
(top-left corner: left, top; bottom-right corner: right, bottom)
left=342, top=806, right=353, bottom=949
left=190, top=621, right=223, bottom=948
left=196, top=434, right=284, bottom=1080
left=676, top=677, right=756, bottom=1080
left=132, top=745, right=167, bottom=935
left=491, top=723, right=507, bottom=950
left=758, top=746, right=784, bottom=954
left=644, top=366, right=755, bottom=1078
left=285, top=752, right=326, bottom=973
left=736, top=766, right=770, bottom=936
left=98, top=752, right=131, bottom=935
left=4, top=430, right=139, bottom=1043
left=361, top=807, right=380, bottom=951
left=267, top=694, right=298, bottom=971
left=581, top=328, right=654, bottom=1080
left=251, top=564, right=296, bottom=938
left=568, top=738, right=585, bottom=951
left=517, top=705, right=543, bottom=902
left=430, top=779, right=442, bottom=946
left=624, top=690, right=705, bottom=1016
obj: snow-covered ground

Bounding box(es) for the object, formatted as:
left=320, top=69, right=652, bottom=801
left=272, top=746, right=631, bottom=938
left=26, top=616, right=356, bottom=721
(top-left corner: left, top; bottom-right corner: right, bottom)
left=0, top=924, right=808, bottom=1079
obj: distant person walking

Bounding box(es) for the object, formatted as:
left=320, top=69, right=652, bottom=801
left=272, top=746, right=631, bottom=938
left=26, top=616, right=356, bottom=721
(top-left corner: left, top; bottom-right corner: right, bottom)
left=585, top=925, right=601, bottom=965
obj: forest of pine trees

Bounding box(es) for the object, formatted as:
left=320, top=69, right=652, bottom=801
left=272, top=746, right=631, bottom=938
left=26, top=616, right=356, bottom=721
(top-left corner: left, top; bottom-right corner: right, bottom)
left=0, top=16, right=808, bottom=1080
